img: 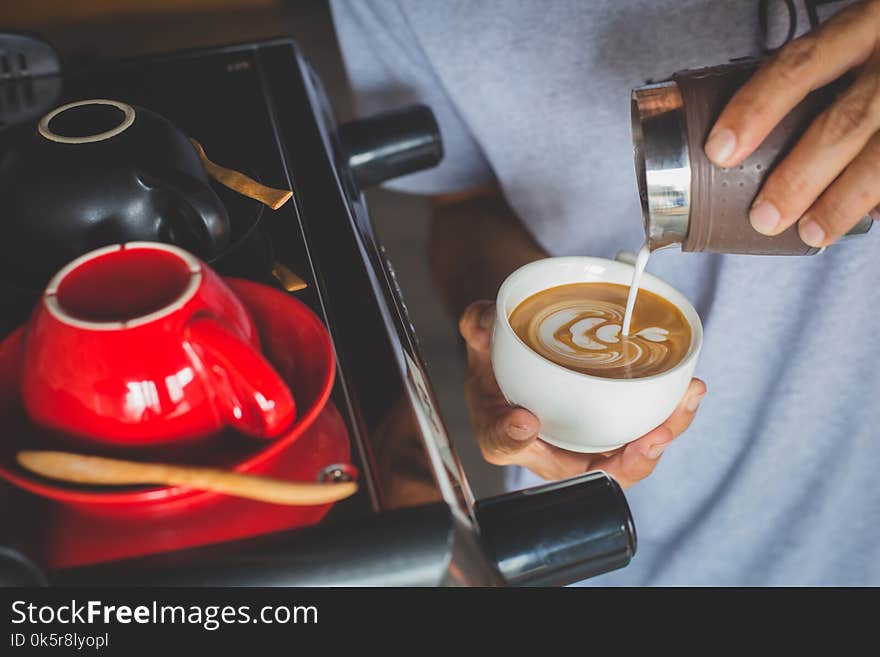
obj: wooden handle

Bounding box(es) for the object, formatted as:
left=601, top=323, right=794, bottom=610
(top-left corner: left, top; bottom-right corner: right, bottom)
left=16, top=451, right=356, bottom=506
left=271, top=262, right=308, bottom=292
left=190, top=138, right=293, bottom=210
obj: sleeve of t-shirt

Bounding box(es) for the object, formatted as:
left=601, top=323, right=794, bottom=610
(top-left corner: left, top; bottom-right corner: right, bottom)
left=329, top=0, right=495, bottom=195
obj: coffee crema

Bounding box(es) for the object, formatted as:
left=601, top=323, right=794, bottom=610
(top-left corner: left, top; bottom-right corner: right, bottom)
left=509, top=282, right=691, bottom=379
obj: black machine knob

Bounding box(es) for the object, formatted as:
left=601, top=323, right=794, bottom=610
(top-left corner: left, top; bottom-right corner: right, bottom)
left=475, top=472, right=637, bottom=586
left=0, top=546, right=47, bottom=586
left=0, top=32, right=62, bottom=131
left=339, top=104, right=443, bottom=189
left=0, top=487, right=47, bottom=586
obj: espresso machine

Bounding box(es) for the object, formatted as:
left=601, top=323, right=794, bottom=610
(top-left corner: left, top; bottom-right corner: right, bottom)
left=0, top=36, right=636, bottom=587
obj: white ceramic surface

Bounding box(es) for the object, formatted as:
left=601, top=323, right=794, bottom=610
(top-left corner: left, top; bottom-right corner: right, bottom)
left=491, top=256, right=702, bottom=453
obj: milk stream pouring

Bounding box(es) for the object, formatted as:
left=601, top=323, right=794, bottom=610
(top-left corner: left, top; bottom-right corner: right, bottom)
left=631, top=60, right=874, bottom=255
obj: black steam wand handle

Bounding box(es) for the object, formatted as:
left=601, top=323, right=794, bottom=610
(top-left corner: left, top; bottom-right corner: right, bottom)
left=339, top=104, right=443, bottom=189
left=474, top=471, right=637, bottom=586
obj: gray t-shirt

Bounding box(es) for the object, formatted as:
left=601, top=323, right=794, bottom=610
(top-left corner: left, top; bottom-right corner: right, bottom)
left=331, top=0, right=880, bottom=586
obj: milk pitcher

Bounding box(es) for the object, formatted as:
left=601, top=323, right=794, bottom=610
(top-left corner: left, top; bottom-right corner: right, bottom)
left=631, top=60, right=873, bottom=255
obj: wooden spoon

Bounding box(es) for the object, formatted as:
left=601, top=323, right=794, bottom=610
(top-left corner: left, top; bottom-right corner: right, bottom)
left=16, top=451, right=357, bottom=506
left=271, top=262, right=308, bottom=292
left=190, top=138, right=293, bottom=210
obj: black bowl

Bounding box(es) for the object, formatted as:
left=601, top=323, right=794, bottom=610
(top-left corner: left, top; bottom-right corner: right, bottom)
left=0, top=99, right=231, bottom=292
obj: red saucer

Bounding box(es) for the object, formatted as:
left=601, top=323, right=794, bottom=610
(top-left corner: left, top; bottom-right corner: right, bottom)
left=0, top=279, right=352, bottom=570
left=0, top=278, right=338, bottom=513
left=7, top=401, right=350, bottom=570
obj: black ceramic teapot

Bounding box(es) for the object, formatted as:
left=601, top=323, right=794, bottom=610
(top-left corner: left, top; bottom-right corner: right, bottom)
left=0, top=99, right=230, bottom=291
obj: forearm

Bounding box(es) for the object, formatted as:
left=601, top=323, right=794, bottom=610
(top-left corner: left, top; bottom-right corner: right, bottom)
left=428, top=186, right=547, bottom=320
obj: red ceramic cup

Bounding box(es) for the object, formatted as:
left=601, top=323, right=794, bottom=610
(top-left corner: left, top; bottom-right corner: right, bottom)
left=20, top=242, right=296, bottom=447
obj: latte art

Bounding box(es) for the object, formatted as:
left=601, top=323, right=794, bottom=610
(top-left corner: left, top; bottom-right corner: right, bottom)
left=509, top=282, right=691, bottom=379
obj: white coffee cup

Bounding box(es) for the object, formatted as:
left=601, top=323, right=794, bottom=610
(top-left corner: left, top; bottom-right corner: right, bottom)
left=491, top=256, right=702, bottom=453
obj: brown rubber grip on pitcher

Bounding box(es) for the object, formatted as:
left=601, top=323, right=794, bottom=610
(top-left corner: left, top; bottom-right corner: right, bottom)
left=673, top=61, right=848, bottom=255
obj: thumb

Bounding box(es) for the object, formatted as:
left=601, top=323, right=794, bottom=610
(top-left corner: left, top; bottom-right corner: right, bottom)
left=478, top=406, right=541, bottom=465
left=459, top=300, right=496, bottom=354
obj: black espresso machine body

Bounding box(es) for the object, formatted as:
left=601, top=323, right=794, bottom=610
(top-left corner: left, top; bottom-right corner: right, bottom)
left=0, top=38, right=636, bottom=587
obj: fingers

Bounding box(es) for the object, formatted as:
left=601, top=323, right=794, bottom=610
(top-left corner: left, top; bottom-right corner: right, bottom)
left=476, top=406, right=541, bottom=465
left=516, top=379, right=706, bottom=484
left=660, top=378, right=707, bottom=438
left=705, top=1, right=880, bottom=245
left=708, top=4, right=879, bottom=164
left=748, top=63, right=880, bottom=236
left=464, top=376, right=539, bottom=465
left=798, top=131, right=880, bottom=246
left=459, top=300, right=495, bottom=358
left=600, top=425, right=674, bottom=489
left=599, top=378, right=706, bottom=489
left=460, top=300, right=541, bottom=465
left=705, top=2, right=879, bottom=168
left=517, top=439, right=598, bottom=481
